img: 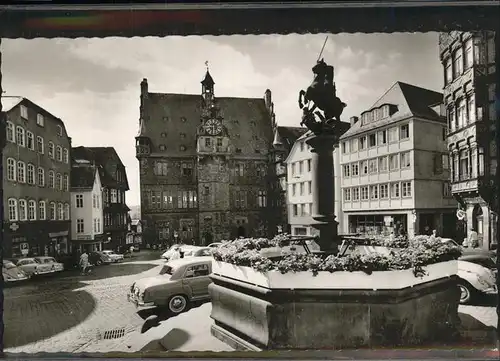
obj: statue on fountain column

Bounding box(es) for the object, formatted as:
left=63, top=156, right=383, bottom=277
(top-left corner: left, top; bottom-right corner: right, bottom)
left=298, top=58, right=347, bottom=135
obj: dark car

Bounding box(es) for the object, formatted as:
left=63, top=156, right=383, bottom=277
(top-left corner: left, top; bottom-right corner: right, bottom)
left=89, top=251, right=112, bottom=265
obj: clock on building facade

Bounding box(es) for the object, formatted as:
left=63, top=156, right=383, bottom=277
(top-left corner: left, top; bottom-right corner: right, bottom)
left=205, top=118, right=223, bottom=135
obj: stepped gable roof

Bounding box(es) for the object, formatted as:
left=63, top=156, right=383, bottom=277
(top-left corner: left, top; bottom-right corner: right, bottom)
left=340, top=81, right=444, bottom=139
left=72, top=146, right=129, bottom=190
left=142, top=92, right=274, bottom=157
left=70, top=166, right=95, bottom=190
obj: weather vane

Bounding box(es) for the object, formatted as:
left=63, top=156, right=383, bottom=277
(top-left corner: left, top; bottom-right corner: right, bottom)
left=205, top=60, right=209, bottom=71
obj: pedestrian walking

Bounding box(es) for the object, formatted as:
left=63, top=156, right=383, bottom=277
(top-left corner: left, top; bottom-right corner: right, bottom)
left=80, top=250, right=90, bottom=275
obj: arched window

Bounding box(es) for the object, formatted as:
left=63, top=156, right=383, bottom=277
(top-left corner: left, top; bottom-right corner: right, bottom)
left=56, top=173, right=62, bottom=190
left=38, top=167, right=45, bottom=186
left=16, top=126, right=26, bottom=146
left=58, top=203, right=64, bottom=220
left=48, top=141, right=55, bottom=158
left=17, top=161, right=26, bottom=183
left=63, top=174, right=69, bottom=191
left=6, top=121, right=15, bottom=142
left=7, top=158, right=16, bottom=181
left=56, top=146, right=62, bottom=162
left=38, top=200, right=46, bottom=220
left=64, top=203, right=70, bottom=220
left=48, top=170, right=55, bottom=188
left=27, top=164, right=35, bottom=185
left=49, top=202, right=56, bottom=220
left=19, top=199, right=28, bottom=221
left=8, top=198, right=18, bottom=221
left=28, top=200, right=37, bottom=220
left=63, top=148, right=69, bottom=163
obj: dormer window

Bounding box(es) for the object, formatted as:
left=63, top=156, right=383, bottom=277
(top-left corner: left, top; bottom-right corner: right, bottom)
left=381, top=105, right=390, bottom=118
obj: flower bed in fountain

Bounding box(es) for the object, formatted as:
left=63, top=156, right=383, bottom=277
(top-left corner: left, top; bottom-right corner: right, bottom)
left=211, top=234, right=462, bottom=289
left=209, top=235, right=463, bottom=350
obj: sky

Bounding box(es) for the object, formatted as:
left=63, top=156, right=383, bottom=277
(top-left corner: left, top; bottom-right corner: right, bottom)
left=1, top=33, right=443, bottom=207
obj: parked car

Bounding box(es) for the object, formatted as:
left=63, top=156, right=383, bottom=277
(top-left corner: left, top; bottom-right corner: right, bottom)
left=441, top=238, right=496, bottom=260
left=190, top=247, right=214, bottom=257
left=128, top=256, right=213, bottom=314
left=101, top=250, right=124, bottom=263
left=161, top=244, right=196, bottom=260
left=3, top=260, right=29, bottom=284
left=207, top=242, right=222, bottom=248
left=10, top=258, right=54, bottom=277
left=456, top=258, right=497, bottom=304
left=89, top=251, right=112, bottom=266
left=34, top=256, right=65, bottom=272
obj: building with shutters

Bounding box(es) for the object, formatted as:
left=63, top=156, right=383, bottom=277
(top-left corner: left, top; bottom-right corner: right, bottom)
left=339, top=82, right=457, bottom=238
left=2, top=96, right=72, bottom=258
left=439, top=31, right=497, bottom=250
left=136, top=69, right=279, bottom=245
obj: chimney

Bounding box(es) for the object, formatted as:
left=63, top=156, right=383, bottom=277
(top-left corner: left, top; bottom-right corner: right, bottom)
left=140, top=78, right=148, bottom=97
left=350, top=116, right=359, bottom=126
left=264, top=89, right=272, bottom=110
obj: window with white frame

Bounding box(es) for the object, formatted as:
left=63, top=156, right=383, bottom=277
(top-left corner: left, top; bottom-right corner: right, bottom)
left=351, top=163, right=359, bottom=176
left=344, top=188, right=351, bottom=201
left=56, top=146, right=62, bottom=162
left=445, top=57, right=453, bottom=85
left=37, top=113, right=45, bottom=126
left=402, top=181, right=412, bottom=197
left=380, top=184, right=389, bottom=199
left=28, top=200, right=37, bottom=220
left=63, top=148, right=69, bottom=163
left=111, top=189, right=118, bottom=203
left=20, top=105, right=28, bottom=119
left=379, top=156, right=388, bottom=172
left=378, top=130, right=387, bottom=145
left=361, top=186, right=369, bottom=200
left=400, top=151, right=411, bottom=168
left=58, top=203, right=64, bottom=220
left=369, top=159, right=378, bottom=174
left=457, top=98, right=466, bottom=128
left=391, top=182, right=400, bottom=198
left=76, top=194, right=84, bottom=208
left=27, top=164, right=35, bottom=184
left=77, top=219, right=84, bottom=233
left=343, top=164, right=351, bottom=177
left=48, top=142, right=55, bottom=158
left=361, top=160, right=368, bottom=175
left=370, top=185, right=379, bottom=199
left=389, top=154, right=399, bottom=170
left=464, top=39, right=473, bottom=69
left=359, top=136, right=367, bottom=150
left=17, top=161, right=26, bottom=183
left=7, top=158, right=16, bottom=181
left=16, top=126, right=25, bottom=146
left=19, top=199, right=27, bottom=221
left=257, top=190, right=267, bottom=207
left=64, top=203, right=70, bottom=220
left=448, top=106, right=456, bottom=132
left=63, top=174, right=69, bottom=191
left=442, top=154, right=450, bottom=170
left=56, top=125, right=63, bottom=137
left=38, top=167, right=45, bottom=186
left=36, top=136, right=44, bottom=153
left=352, top=187, right=360, bottom=201
left=350, top=138, right=358, bottom=152
left=342, top=141, right=350, bottom=154
left=467, top=94, right=476, bottom=123
left=49, top=202, right=56, bottom=220
left=38, top=201, right=46, bottom=220
left=26, top=131, right=34, bottom=150
left=299, top=182, right=304, bottom=195
left=453, top=48, right=463, bottom=78
left=368, top=133, right=377, bottom=148
left=56, top=173, right=62, bottom=190
left=400, top=124, right=410, bottom=139
left=298, top=161, right=303, bottom=174
left=443, top=181, right=452, bottom=197
left=8, top=198, right=18, bottom=221
left=6, top=121, right=15, bottom=142
left=388, top=127, right=399, bottom=142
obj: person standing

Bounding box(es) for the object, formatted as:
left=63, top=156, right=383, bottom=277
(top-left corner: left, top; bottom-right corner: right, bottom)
left=79, top=250, right=89, bottom=275
left=429, top=229, right=438, bottom=241
left=468, top=228, right=479, bottom=248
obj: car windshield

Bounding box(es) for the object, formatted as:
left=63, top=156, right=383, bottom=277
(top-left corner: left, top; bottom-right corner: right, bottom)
left=3, top=261, right=16, bottom=270
left=45, top=258, right=56, bottom=263
left=196, top=249, right=212, bottom=256
left=159, top=265, right=174, bottom=275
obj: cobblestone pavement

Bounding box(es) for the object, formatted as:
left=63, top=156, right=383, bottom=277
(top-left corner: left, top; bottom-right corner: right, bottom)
left=4, top=253, right=497, bottom=353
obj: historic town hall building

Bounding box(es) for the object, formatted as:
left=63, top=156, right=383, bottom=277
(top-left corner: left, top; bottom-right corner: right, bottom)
left=136, top=70, right=279, bottom=245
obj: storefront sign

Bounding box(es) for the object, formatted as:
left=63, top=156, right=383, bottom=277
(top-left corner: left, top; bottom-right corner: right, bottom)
left=76, top=235, right=92, bottom=241
left=49, top=231, right=69, bottom=238
left=10, top=223, right=19, bottom=231
left=20, top=243, right=29, bottom=255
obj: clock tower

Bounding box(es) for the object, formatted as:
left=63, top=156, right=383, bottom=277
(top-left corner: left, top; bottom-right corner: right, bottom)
left=196, top=67, right=232, bottom=244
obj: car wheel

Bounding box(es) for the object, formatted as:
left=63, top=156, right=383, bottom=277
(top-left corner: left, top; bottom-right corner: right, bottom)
left=168, top=294, right=189, bottom=314
left=458, top=281, right=475, bottom=304
left=97, top=260, right=102, bottom=266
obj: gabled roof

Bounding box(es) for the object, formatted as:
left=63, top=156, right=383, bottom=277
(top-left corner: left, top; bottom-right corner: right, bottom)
left=274, top=126, right=308, bottom=153
left=340, top=81, right=444, bottom=139
left=140, top=92, right=274, bottom=157
left=70, top=166, right=96, bottom=190
left=1, top=96, right=24, bottom=112
left=72, top=146, right=129, bottom=190
left=1, top=96, right=68, bottom=128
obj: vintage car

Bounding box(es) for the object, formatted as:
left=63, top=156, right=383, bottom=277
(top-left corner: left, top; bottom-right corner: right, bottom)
left=34, top=256, right=65, bottom=272
left=10, top=257, right=54, bottom=277
left=161, top=245, right=198, bottom=260
left=207, top=242, right=222, bottom=248
left=101, top=250, right=124, bottom=263
left=3, top=260, right=29, bottom=284
left=89, top=251, right=113, bottom=265
left=457, top=255, right=497, bottom=304
left=128, top=256, right=213, bottom=314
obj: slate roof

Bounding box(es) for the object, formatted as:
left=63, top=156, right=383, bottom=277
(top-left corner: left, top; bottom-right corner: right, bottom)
left=140, top=92, right=274, bottom=157
left=1, top=96, right=68, bottom=128
left=340, top=81, right=444, bottom=139
left=275, top=126, right=308, bottom=153
left=72, top=146, right=130, bottom=190
left=70, top=166, right=96, bottom=190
